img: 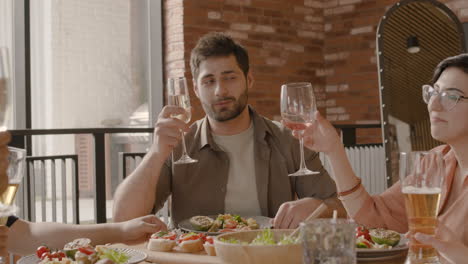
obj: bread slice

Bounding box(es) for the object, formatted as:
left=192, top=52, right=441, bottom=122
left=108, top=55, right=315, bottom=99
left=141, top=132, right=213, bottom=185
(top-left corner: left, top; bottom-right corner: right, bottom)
left=203, top=242, right=216, bottom=256
left=147, top=238, right=176, bottom=252
left=178, top=239, right=204, bottom=253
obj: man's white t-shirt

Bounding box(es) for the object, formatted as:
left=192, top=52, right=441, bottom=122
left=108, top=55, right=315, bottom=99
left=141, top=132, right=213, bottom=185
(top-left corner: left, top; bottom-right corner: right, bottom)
left=212, top=122, right=262, bottom=216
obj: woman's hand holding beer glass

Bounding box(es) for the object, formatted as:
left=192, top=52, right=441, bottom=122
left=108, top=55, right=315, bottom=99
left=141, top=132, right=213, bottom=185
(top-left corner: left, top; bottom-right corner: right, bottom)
left=414, top=223, right=468, bottom=264
left=400, top=151, right=445, bottom=264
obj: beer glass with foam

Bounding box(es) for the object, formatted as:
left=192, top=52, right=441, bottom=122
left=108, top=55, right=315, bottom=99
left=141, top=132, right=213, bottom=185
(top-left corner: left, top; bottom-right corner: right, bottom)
left=399, top=151, right=444, bottom=264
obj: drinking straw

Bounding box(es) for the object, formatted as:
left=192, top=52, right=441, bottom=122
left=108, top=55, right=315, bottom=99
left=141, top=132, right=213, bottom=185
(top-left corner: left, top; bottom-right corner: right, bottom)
left=331, top=210, right=337, bottom=224
left=289, top=202, right=327, bottom=238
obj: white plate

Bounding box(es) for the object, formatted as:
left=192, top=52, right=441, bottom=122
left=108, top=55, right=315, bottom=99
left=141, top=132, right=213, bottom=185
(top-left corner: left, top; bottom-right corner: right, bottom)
left=18, top=248, right=147, bottom=264
left=178, top=215, right=273, bottom=235
left=357, top=236, right=408, bottom=258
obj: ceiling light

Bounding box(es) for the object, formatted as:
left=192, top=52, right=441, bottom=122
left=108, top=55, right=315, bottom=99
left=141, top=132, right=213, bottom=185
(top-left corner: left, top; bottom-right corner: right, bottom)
left=407, top=36, right=420, bottom=54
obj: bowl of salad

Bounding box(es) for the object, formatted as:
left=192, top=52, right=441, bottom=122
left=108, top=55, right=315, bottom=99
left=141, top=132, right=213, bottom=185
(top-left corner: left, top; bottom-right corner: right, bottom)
left=214, top=229, right=302, bottom=264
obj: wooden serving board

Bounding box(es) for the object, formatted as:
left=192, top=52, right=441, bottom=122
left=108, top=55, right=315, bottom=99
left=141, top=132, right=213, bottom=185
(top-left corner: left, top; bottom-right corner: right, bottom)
left=111, top=243, right=221, bottom=264
left=112, top=243, right=406, bottom=264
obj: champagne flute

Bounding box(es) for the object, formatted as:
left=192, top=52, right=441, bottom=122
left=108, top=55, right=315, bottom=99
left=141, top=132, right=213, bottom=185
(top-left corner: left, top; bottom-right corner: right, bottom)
left=1, top=147, right=26, bottom=208
left=281, top=82, right=319, bottom=176
left=167, top=77, right=198, bottom=164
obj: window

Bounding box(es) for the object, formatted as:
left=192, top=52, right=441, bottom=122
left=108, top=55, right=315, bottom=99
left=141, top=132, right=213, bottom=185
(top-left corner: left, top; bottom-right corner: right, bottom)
left=5, top=0, right=163, bottom=223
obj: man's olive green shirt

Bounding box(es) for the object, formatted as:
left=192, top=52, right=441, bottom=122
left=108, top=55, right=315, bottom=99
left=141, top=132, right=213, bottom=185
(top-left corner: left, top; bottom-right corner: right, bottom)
left=154, top=107, right=337, bottom=225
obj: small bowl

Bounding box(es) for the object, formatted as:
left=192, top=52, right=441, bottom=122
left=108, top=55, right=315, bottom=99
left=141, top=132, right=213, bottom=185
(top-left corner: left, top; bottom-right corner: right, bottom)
left=214, top=229, right=302, bottom=264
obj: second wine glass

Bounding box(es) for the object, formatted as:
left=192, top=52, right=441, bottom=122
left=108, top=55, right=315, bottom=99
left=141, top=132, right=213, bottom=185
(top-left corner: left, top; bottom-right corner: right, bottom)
left=280, top=82, right=319, bottom=176
left=167, top=77, right=198, bottom=164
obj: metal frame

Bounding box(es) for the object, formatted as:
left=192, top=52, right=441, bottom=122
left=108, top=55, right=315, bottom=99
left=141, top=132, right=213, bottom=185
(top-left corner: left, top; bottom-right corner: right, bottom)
left=25, top=154, right=80, bottom=224
left=10, top=127, right=153, bottom=223
left=120, top=152, right=146, bottom=180
left=376, top=0, right=466, bottom=188
left=149, top=0, right=165, bottom=128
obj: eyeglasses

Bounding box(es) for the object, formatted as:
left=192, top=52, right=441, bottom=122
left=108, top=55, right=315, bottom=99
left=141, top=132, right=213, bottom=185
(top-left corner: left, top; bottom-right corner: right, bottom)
left=422, top=85, right=468, bottom=111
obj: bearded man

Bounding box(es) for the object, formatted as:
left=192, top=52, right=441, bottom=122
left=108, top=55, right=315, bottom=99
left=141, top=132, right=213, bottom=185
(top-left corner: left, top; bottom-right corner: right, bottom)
left=113, top=32, right=342, bottom=228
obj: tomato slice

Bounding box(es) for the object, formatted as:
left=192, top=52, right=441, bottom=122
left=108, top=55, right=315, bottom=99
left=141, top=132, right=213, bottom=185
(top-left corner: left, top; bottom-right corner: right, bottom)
left=223, top=219, right=238, bottom=229
left=204, top=236, right=214, bottom=244
left=356, top=226, right=371, bottom=241
left=162, top=233, right=177, bottom=240
left=179, top=233, right=204, bottom=242
left=151, top=231, right=177, bottom=240
left=78, top=247, right=94, bottom=255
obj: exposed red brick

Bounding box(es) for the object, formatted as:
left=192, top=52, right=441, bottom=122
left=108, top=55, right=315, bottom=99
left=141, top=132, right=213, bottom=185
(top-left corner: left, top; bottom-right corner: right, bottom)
left=163, top=0, right=467, bottom=144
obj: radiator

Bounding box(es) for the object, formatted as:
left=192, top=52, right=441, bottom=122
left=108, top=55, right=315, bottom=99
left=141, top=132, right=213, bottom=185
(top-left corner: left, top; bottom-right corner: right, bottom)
left=319, top=145, right=387, bottom=195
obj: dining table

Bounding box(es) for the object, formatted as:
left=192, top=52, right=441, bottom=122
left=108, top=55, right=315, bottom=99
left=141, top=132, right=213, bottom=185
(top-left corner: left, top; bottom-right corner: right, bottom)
left=113, top=243, right=407, bottom=264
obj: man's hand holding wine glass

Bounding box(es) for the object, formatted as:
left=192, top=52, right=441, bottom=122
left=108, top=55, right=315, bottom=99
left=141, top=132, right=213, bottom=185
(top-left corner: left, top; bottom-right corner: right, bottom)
left=166, top=77, right=198, bottom=164
left=149, top=106, right=190, bottom=162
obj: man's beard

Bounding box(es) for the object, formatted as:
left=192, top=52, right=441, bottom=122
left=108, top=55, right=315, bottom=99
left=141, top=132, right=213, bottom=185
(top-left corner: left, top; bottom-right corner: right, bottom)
left=202, top=87, right=248, bottom=122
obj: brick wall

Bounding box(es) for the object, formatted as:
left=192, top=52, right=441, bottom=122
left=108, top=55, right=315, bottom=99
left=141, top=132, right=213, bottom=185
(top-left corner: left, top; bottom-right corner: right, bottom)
left=323, top=0, right=468, bottom=143
left=163, top=0, right=468, bottom=144
left=164, top=0, right=326, bottom=121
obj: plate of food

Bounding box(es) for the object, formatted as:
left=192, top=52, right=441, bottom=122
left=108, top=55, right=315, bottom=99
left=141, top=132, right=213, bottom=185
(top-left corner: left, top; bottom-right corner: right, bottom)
left=178, top=214, right=273, bottom=235
left=18, top=238, right=147, bottom=264
left=355, top=226, right=408, bottom=260
left=147, top=230, right=217, bottom=255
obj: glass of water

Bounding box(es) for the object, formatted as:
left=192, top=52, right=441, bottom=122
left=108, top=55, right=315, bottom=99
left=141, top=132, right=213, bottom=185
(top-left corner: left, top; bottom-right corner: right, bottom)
left=300, top=219, right=357, bottom=264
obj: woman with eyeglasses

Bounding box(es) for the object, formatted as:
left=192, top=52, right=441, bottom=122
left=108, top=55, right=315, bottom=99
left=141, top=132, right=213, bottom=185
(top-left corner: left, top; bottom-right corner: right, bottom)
left=298, top=54, right=468, bottom=264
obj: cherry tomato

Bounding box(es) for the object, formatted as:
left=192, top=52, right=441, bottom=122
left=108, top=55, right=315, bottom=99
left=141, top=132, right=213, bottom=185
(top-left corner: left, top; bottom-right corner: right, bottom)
left=36, top=246, right=50, bottom=259
left=56, top=251, right=66, bottom=260
left=50, top=252, right=59, bottom=259
left=40, top=252, right=52, bottom=260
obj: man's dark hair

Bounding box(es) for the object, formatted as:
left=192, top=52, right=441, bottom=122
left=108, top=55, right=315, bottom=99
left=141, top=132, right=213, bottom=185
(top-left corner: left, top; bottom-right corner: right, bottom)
left=190, top=32, right=249, bottom=79
left=431, top=53, right=468, bottom=84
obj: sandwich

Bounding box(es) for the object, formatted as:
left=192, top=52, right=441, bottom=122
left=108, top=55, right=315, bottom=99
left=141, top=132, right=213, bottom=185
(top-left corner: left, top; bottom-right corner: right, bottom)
left=147, top=231, right=177, bottom=252
left=177, top=233, right=205, bottom=253
left=203, top=236, right=216, bottom=256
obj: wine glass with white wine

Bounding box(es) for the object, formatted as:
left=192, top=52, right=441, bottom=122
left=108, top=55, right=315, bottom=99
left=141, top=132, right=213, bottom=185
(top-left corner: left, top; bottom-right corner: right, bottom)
left=167, top=77, right=198, bottom=164
left=0, top=47, right=25, bottom=223
left=0, top=47, right=21, bottom=264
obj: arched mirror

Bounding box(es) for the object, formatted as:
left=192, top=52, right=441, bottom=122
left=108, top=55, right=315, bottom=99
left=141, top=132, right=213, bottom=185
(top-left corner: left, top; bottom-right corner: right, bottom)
left=377, top=0, right=466, bottom=185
